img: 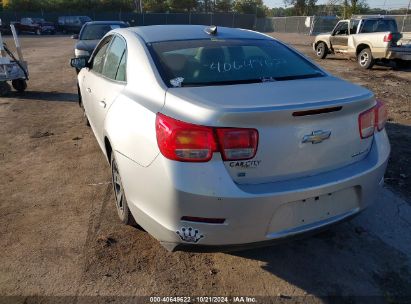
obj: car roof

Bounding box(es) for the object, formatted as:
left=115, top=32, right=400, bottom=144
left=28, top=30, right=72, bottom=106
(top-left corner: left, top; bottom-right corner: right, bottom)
left=120, top=25, right=268, bottom=43
left=352, top=16, right=396, bottom=20
left=85, top=21, right=127, bottom=25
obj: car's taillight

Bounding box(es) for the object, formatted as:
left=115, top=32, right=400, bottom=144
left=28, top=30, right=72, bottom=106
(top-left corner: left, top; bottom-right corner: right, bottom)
left=156, top=113, right=216, bottom=162
left=216, top=128, right=258, bottom=161
left=156, top=113, right=258, bottom=162
left=358, top=100, right=387, bottom=139
left=383, top=33, right=393, bottom=42
left=375, top=100, right=387, bottom=131
left=359, top=107, right=375, bottom=139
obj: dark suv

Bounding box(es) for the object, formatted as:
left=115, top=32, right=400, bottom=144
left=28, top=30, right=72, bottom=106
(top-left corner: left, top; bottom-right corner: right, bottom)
left=58, top=16, right=92, bottom=33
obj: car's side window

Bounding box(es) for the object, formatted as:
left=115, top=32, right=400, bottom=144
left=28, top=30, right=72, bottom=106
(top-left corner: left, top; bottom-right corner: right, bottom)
left=102, top=36, right=127, bottom=81
left=350, top=20, right=359, bottom=34
left=91, top=37, right=112, bottom=74
left=334, top=22, right=349, bottom=35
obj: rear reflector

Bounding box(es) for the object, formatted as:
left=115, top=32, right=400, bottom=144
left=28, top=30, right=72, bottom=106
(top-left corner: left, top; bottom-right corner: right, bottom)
left=181, top=216, right=225, bottom=224
left=292, top=106, right=342, bottom=117
left=156, top=113, right=258, bottom=162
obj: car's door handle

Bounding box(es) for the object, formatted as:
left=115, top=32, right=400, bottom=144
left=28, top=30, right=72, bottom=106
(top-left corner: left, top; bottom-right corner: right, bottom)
left=99, top=100, right=106, bottom=108
left=86, top=88, right=92, bottom=93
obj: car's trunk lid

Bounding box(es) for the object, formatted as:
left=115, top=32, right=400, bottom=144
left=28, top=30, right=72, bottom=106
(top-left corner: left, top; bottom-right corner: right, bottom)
left=164, top=76, right=375, bottom=184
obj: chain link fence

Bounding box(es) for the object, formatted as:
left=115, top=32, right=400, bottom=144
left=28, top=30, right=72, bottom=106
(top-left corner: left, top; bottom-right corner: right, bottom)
left=0, top=10, right=256, bottom=29
left=256, top=16, right=338, bottom=35
left=256, top=14, right=411, bottom=35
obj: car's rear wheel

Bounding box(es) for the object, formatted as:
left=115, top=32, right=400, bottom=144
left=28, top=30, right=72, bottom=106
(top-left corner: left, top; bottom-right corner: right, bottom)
left=12, top=79, right=27, bottom=92
left=78, top=87, right=90, bottom=126
left=358, top=48, right=374, bottom=69
left=315, top=42, right=328, bottom=59
left=111, top=153, right=137, bottom=226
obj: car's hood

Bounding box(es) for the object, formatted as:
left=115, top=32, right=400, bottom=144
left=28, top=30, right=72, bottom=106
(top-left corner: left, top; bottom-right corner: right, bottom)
left=165, top=76, right=373, bottom=112
left=75, top=40, right=99, bottom=51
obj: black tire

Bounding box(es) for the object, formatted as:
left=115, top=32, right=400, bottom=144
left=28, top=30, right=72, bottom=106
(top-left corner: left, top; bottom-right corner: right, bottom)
left=12, top=79, right=27, bottom=92
left=395, top=59, right=411, bottom=69
left=315, top=42, right=328, bottom=59
left=357, top=48, right=374, bottom=69
left=110, top=153, right=137, bottom=226
left=0, top=82, right=11, bottom=97
left=78, top=89, right=90, bottom=127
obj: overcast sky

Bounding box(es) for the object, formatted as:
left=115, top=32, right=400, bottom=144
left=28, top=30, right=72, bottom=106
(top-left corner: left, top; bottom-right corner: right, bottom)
left=264, top=0, right=410, bottom=10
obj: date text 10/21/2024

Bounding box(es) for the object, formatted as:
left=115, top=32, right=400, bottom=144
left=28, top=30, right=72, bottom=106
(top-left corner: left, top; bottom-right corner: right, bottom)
left=149, top=296, right=258, bottom=303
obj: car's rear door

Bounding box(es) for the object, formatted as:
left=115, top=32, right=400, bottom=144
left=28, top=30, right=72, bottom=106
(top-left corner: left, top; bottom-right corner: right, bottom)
left=84, top=35, right=127, bottom=147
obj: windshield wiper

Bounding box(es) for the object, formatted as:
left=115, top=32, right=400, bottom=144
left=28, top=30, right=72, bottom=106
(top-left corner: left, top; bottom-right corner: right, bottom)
left=272, top=72, right=324, bottom=81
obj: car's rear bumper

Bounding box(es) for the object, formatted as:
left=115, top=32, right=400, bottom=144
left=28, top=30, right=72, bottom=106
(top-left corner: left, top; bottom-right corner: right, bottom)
left=386, top=48, right=411, bottom=60
left=116, top=131, right=390, bottom=252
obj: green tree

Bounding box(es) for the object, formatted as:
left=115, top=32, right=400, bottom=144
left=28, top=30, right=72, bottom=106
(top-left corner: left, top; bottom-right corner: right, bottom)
left=284, top=0, right=318, bottom=16
left=167, top=0, right=198, bottom=12
left=233, top=0, right=268, bottom=17
left=143, top=0, right=169, bottom=12
left=215, top=0, right=233, bottom=12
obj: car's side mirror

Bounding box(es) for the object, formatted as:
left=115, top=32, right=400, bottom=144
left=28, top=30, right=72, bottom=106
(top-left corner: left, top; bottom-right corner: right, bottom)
left=71, top=34, right=79, bottom=39
left=70, top=57, right=88, bottom=70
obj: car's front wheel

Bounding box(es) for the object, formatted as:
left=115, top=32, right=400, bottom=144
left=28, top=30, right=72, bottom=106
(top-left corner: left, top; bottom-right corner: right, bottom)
left=358, top=48, right=374, bottom=69
left=315, top=42, right=328, bottom=59
left=0, top=82, right=11, bottom=97
left=111, top=153, right=137, bottom=226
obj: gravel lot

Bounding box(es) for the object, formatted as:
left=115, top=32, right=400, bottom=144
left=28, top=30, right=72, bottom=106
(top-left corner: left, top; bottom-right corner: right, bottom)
left=0, top=34, right=410, bottom=303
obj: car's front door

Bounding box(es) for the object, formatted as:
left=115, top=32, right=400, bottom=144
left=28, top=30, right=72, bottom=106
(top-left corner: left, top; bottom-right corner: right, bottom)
left=330, top=21, right=349, bottom=52
left=83, top=35, right=127, bottom=148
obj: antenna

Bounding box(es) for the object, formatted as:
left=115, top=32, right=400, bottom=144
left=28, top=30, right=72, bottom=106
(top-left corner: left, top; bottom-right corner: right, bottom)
left=205, top=25, right=218, bottom=35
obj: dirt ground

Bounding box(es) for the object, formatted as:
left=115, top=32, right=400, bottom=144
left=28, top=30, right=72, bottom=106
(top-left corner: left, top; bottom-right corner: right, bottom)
left=0, top=34, right=410, bottom=303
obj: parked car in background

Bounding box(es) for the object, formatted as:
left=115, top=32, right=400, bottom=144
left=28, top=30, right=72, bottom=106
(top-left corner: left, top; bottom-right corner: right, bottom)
left=313, top=16, right=411, bottom=69
left=58, top=16, right=92, bottom=34
left=12, top=18, right=56, bottom=35
left=0, top=19, right=11, bottom=35
left=73, top=21, right=129, bottom=59
left=71, top=25, right=390, bottom=252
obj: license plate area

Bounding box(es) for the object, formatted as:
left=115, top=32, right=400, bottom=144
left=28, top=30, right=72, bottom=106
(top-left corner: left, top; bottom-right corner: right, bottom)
left=267, top=187, right=360, bottom=234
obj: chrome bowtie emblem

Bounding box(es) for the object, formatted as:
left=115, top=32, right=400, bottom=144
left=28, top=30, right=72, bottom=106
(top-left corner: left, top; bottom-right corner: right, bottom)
left=302, top=130, right=331, bottom=144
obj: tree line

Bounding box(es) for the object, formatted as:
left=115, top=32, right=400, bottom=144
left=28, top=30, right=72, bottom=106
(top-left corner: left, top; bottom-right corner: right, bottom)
left=3, top=0, right=406, bottom=18
left=2, top=0, right=269, bottom=17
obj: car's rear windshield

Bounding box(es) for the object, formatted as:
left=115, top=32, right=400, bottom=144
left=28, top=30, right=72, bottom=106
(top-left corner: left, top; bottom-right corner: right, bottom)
left=80, top=24, right=127, bottom=40
left=360, top=19, right=398, bottom=33
left=149, top=39, right=324, bottom=87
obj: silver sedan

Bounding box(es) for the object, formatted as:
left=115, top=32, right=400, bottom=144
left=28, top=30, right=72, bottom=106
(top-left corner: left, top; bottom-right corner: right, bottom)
left=71, top=25, right=390, bottom=252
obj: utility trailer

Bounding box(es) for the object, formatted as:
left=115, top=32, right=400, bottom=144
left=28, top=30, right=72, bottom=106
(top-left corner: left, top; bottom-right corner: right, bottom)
left=0, top=19, right=29, bottom=96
